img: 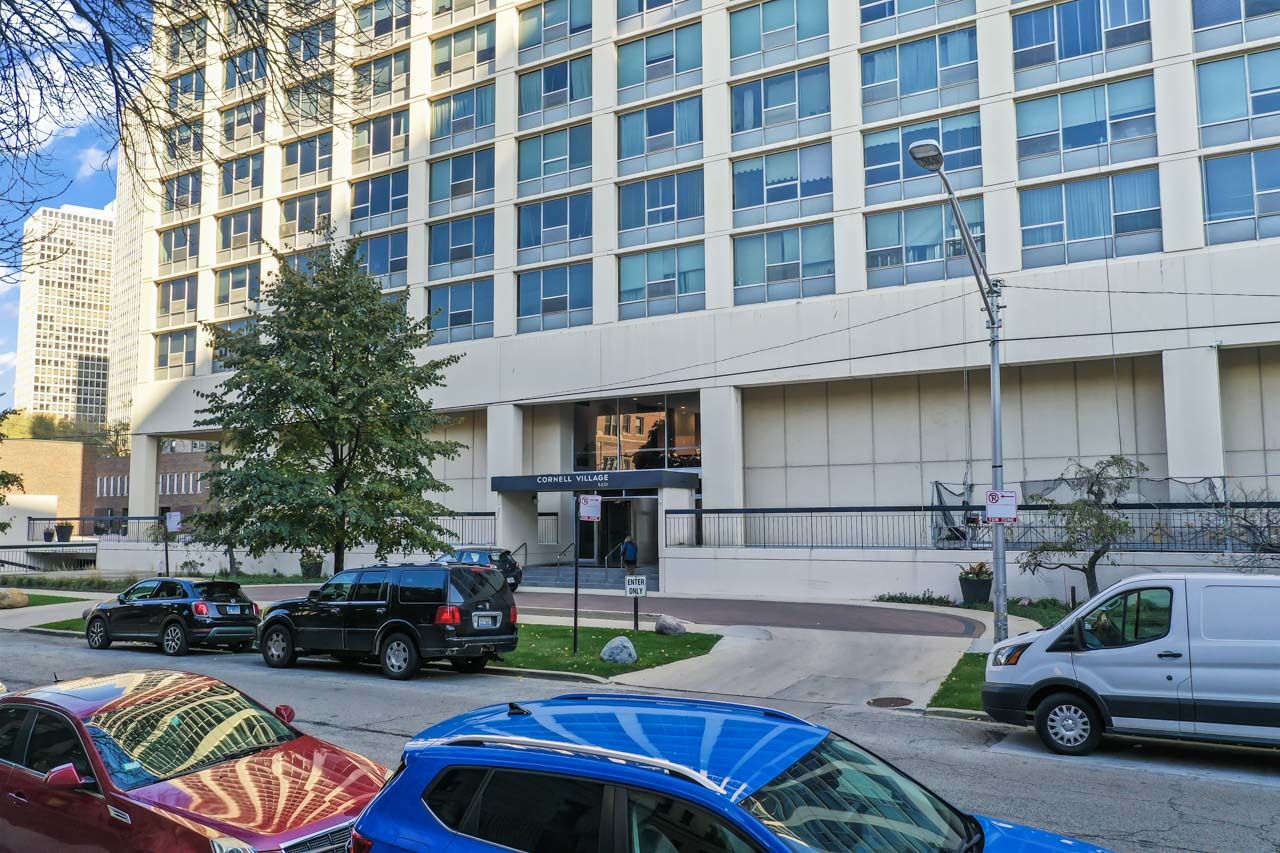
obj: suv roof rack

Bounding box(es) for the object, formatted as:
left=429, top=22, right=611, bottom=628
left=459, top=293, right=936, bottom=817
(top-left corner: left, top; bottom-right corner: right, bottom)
left=552, top=693, right=809, bottom=726
left=423, top=734, right=725, bottom=793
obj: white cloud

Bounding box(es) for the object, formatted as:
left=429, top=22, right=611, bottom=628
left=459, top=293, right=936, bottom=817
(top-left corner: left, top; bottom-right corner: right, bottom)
left=0, top=353, right=18, bottom=371
left=75, top=144, right=117, bottom=180
left=0, top=267, right=16, bottom=295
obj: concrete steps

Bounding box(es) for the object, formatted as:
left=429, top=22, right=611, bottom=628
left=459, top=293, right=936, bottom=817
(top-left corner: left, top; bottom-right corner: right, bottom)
left=521, top=564, right=659, bottom=591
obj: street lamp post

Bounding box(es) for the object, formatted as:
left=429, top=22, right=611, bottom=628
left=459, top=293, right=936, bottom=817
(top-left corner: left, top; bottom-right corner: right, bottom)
left=909, top=139, right=1010, bottom=642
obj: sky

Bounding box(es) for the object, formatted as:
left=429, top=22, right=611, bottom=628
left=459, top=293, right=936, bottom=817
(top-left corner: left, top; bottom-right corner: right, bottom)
left=0, top=127, right=120, bottom=408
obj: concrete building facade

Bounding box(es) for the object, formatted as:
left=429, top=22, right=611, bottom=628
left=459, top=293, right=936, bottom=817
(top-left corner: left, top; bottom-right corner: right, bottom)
left=108, top=137, right=150, bottom=426
left=15, top=204, right=115, bottom=426
left=125, top=0, right=1280, bottom=591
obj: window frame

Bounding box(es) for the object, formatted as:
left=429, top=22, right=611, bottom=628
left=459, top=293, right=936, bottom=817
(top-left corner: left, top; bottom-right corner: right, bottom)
left=431, top=84, right=497, bottom=147
left=617, top=168, right=705, bottom=246
left=517, top=191, right=593, bottom=262
left=281, top=188, right=332, bottom=236
left=617, top=22, right=702, bottom=103
left=432, top=21, right=497, bottom=77
left=731, top=140, right=834, bottom=226
left=732, top=220, right=836, bottom=304
left=1020, top=167, right=1163, bottom=267
left=428, top=212, right=496, bottom=279
left=517, top=55, right=593, bottom=122
left=428, top=278, right=496, bottom=344
left=430, top=147, right=497, bottom=211
left=1080, top=586, right=1173, bottom=649
left=351, top=169, right=410, bottom=230
left=516, top=261, right=594, bottom=332
left=155, top=328, right=197, bottom=379
left=618, top=242, right=706, bottom=319
left=865, top=197, right=985, bottom=288
left=357, top=0, right=410, bottom=40
left=358, top=229, right=410, bottom=289
left=729, top=63, right=831, bottom=150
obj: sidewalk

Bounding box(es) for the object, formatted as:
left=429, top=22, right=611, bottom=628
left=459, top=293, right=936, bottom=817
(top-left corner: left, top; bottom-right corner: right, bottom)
left=0, top=591, right=108, bottom=632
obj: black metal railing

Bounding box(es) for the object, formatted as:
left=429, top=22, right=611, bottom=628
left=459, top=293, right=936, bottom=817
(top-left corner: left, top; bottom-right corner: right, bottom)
left=28, top=516, right=163, bottom=543
left=0, top=543, right=97, bottom=573
left=665, top=504, right=1280, bottom=553
left=431, top=512, right=496, bottom=546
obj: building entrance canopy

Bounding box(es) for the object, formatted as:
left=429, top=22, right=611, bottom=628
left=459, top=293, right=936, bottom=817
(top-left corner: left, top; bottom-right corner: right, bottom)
left=491, top=470, right=699, bottom=492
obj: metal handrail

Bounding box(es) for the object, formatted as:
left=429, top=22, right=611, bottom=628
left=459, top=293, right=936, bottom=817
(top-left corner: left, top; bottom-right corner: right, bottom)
left=602, top=541, right=624, bottom=568
left=421, top=734, right=725, bottom=793
left=511, top=542, right=528, bottom=564
left=555, top=541, right=576, bottom=567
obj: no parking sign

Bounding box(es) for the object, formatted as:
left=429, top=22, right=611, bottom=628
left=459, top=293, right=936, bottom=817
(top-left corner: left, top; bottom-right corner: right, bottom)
left=985, top=490, right=1018, bottom=523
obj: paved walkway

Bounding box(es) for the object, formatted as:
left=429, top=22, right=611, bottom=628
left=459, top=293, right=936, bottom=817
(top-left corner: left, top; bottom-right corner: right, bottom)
left=0, top=590, right=109, bottom=632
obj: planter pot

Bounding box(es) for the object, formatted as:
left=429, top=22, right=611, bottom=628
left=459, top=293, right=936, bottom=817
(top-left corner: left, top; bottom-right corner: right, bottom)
left=959, top=576, right=992, bottom=606
left=300, top=558, right=323, bottom=579
left=54, top=525, right=73, bottom=543
left=42, top=530, right=54, bottom=542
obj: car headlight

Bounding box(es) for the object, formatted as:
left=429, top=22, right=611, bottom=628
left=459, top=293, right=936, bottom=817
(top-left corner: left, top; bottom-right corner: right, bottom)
left=210, top=838, right=257, bottom=853
left=992, top=643, right=1032, bottom=667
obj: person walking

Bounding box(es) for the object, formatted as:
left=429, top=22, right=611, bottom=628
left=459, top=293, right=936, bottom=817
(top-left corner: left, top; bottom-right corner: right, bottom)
left=621, top=535, right=638, bottom=575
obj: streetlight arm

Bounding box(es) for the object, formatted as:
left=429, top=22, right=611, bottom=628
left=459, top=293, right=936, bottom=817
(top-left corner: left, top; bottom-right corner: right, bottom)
left=937, top=170, right=995, bottom=319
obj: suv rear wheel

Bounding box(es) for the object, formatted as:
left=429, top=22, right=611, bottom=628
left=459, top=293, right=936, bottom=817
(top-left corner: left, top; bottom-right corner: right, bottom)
left=450, top=655, right=489, bottom=674
left=261, top=624, right=298, bottom=668
left=381, top=633, right=419, bottom=680
left=1034, top=692, right=1103, bottom=756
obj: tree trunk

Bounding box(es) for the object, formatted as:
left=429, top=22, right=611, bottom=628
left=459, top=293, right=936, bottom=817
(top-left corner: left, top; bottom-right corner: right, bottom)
left=1084, top=544, right=1111, bottom=598
left=332, top=527, right=345, bottom=576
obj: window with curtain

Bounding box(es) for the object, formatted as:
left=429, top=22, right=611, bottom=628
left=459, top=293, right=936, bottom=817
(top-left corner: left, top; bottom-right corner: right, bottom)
left=733, top=142, right=832, bottom=210
left=618, top=243, right=705, bottom=318
left=520, top=124, right=592, bottom=180
left=1198, top=48, right=1280, bottom=144
left=731, top=64, right=830, bottom=133
left=431, top=84, right=496, bottom=141
left=358, top=0, right=409, bottom=37
left=429, top=213, right=495, bottom=265
left=519, top=0, right=591, bottom=49
left=1015, top=0, right=1149, bottom=69
left=352, top=169, right=409, bottom=223
left=1016, top=75, right=1155, bottom=158
left=861, top=27, right=976, bottom=104
left=732, top=222, right=835, bottom=303
left=1020, top=168, right=1161, bottom=264
left=618, top=169, right=704, bottom=232
left=864, top=111, right=981, bottom=186
left=160, top=223, right=199, bottom=265
left=618, top=23, right=702, bottom=91
left=220, top=152, right=263, bottom=197
left=1194, top=0, right=1280, bottom=31
left=222, top=99, right=264, bottom=142
left=729, top=0, right=829, bottom=59
left=358, top=230, right=409, bottom=288
left=218, top=208, right=262, bottom=252
left=431, top=148, right=496, bottom=202
left=429, top=279, right=494, bottom=344
left=1203, top=148, right=1280, bottom=243
left=432, top=22, right=495, bottom=76
left=519, top=56, right=592, bottom=115
left=866, top=198, right=984, bottom=287
left=518, top=192, right=592, bottom=249
left=284, top=132, right=333, bottom=178
left=619, top=95, right=702, bottom=160
left=155, top=330, right=196, bottom=378
left=163, top=171, right=202, bottom=213
left=282, top=189, right=331, bottom=233
left=216, top=263, right=260, bottom=308
left=157, top=276, right=198, bottom=324
left=517, top=262, right=594, bottom=332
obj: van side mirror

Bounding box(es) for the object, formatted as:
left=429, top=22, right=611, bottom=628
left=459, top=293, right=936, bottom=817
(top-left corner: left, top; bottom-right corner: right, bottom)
left=44, top=763, right=90, bottom=790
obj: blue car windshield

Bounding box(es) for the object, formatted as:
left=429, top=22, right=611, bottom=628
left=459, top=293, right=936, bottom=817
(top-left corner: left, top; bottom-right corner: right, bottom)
left=740, top=733, right=969, bottom=852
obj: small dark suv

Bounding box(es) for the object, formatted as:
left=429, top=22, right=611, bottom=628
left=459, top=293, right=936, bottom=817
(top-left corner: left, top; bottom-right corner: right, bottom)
left=84, top=577, right=260, bottom=656
left=451, top=546, right=523, bottom=591
left=258, top=563, right=518, bottom=680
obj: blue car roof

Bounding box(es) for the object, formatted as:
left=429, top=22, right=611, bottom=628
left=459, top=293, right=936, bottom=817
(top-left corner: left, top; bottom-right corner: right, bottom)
left=406, top=693, right=829, bottom=801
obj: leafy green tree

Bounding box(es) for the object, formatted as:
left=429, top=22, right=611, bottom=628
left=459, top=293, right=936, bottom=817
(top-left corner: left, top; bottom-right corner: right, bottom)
left=0, top=402, right=23, bottom=534
left=1019, top=455, right=1148, bottom=597
left=191, top=239, right=462, bottom=573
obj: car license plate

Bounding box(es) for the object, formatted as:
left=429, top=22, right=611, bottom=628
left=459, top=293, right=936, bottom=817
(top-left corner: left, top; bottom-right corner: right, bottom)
left=473, top=613, right=499, bottom=629
left=225, top=605, right=240, bottom=614
left=506, top=576, right=515, bottom=584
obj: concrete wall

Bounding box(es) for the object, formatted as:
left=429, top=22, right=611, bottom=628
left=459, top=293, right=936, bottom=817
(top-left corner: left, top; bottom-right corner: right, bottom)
left=1, top=494, right=60, bottom=541
left=741, top=357, right=1168, bottom=507
left=0, top=440, right=94, bottom=520
left=431, top=409, right=489, bottom=513
left=1220, top=345, right=1280, bottom=496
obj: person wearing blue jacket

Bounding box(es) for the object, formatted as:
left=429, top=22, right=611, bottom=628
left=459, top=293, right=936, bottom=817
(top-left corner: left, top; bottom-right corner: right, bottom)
left=621, top=535, right=638, bottom=574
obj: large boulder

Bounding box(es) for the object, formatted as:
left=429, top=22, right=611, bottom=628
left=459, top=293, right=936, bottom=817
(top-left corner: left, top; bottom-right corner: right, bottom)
left=600, top=636, right=638, bottom=665
left=654, top=614, right=687, bottom=636
left=0, top=588, right=29, bottom=609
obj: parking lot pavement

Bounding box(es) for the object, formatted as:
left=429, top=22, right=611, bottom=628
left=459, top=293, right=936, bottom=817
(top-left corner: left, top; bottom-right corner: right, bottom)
left=2, top=631, right=1278, bottom=852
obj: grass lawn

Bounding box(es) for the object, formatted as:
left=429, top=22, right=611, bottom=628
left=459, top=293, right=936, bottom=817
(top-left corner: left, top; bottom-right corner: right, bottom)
left=18, top=593, right=84, bottom=608
left=499, top=624, right=720, bottom=678
left=34, top=617, right=87, bottom=632
left=930, top=653, right=987, bottom=711
left=6, top=573, right=318, bottom=593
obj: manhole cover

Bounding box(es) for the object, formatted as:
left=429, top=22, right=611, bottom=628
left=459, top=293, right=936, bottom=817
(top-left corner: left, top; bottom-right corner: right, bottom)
left=867, top=697, right=913, bottom=708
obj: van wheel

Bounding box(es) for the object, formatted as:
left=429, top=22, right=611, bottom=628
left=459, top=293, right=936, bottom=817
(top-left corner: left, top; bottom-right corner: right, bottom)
left=450, top=655, right=488, bottom=674
left=381, top=633, right=419, bottom=680
left=261, top=625, right=298, bottom=668
left=1035, top=692, right=1102, bottom=755
left=86, top=617, right=111, bottom=650
left=160, top=622, right=189, bottom=657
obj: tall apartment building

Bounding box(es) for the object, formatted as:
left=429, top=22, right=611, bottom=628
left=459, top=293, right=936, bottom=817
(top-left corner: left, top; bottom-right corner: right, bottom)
left=108, top=127, right=151, bottom=426
left=15, top=203, right=114, bottom=425
left=127, top=0, right=1280, bottom=584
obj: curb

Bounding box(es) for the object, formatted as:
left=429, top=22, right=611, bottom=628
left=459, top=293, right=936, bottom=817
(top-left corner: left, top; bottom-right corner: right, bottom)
left=923, top=706, right=1008, bottom=724
left=18, top=627, right=81, bottom=638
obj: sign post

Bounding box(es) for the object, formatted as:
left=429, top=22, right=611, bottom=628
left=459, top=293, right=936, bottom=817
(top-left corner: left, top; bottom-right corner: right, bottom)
left=163, top=512, right=182, bottom=577
left=625, top=575, right=647, bottom=631
left=572, top=494, right=601, bottom=656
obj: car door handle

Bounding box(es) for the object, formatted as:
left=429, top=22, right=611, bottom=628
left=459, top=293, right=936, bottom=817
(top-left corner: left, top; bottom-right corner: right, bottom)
left=1157, top=650, right=1183, bottom=659
left=375, top=608, right=386, bottom=614
left=7, top=791, right=27, bottom=805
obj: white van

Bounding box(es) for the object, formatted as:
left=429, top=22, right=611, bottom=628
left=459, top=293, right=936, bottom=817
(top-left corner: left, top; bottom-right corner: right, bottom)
left=983, top=572, right=1280, bottom=755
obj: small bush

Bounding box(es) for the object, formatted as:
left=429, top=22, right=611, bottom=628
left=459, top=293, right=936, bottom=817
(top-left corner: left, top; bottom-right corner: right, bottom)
left=874, top=589, right=956, bottom=607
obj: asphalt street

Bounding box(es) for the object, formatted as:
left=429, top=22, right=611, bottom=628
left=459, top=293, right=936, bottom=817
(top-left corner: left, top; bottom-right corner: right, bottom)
left=1, top=631, right=1277, bottom=852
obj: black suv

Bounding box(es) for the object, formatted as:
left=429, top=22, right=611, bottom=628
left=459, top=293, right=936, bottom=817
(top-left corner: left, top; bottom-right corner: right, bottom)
left=84, top=577, right=260, bottom=656
left=257, top=563, right=518, bottom=680
left=451, top=546, right=523, bottom=591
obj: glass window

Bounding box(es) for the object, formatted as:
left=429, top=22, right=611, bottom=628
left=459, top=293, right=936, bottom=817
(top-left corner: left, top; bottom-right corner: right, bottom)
left=216, top=263, right=260, bottom=307
left=352, top=169, right=410, bottom=224
left=1020, top=168, right=1161, bottom=264
left=223, top=46, right=266, bottom=91
left=1198, top=48, right=1280, bottom=135
left=168, top=18, right=207, bottom=62
left=352, top=571, right=388, bottom=602
left=730, top=0, right=827, bottom=59
left=163, top=171, right=202, bottom=212
left=619, top=95, right=702, bottom=160
left=431, top=84, right=496, bottom=141
left=618, top=243, right=705, bottom=319
left=358, top=230, right=409, bottom=287
left=520, top=0, right=591, bottom=49
left=517, top=262, right=593, bottom=332
left=318, top=571, right=358, bottom=602
left=429, top=279, right=495, bottom=343
left=431, top=148, right=496, bottom=201
left=165, top=121, right=203, bottom=164
left=0, top=707, right=29, bottom=765
left=429, top=213, right=495, bottom=264
left=733, top=142, right=832, bottom=210
left=220, top=152, right=264, bottom=196
left=742, top=734, right=967, bottom=851
left=519, top=124, right=592, bottom=180
left=22, top=712, right=92, bottom=778
left=432, top=22, right=496, bottom=76
left=218, top=207, right=262, bottom=250
left=221, top=99, right=264, bottom=142
left=1014, top=0, right=1149, bottom=69
left=398, top=569, right=449, bottom=603
left=284, top=132, right=333, bottom=178
left=866, top=198, right=984, bottom=287
left=357, top=49, right=410, bottom=97
left=160, top=223, right=199, bottom=265
left=157, top=276, right=197, bottom=321
left=618, top=169, right=704, bottom=232
left=155, top=329, right=197, bottom=378
left=518, top=192, right=592, bottom=248
left=288, top=18, right=335, bottom=63
left=519, top=56, right=592, bottom=115
left=168, top=69, right=206, bottom=111
left=862, top=27, right=976, bottom=104
left=864, top=111, right=982, bottom=187
left=354, top=110, right=409, bottom=161
left=459, top=771, right=604, bottom=852
left=357, top=0, right=410, bottom=37
left=1193, top=0, right=1280, bottom=30
left=627, top=789, right=761, bottom=853
left=1016, top=76, right=1155, bottom=159
left=287, top=76, right=334, bottom=121
left=282, top=189, right=331, bottom=232
left=733, top=222, right=835, bottom=303
left=618, top=23, right=702, bottom=90
left=1081, top=587, right=1172, bottom=648
left=733, top=64, right=830, bottom=134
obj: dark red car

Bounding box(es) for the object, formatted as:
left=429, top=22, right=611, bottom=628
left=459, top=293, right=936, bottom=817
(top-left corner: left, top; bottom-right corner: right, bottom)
left=0, top=670, right=387, bottom=853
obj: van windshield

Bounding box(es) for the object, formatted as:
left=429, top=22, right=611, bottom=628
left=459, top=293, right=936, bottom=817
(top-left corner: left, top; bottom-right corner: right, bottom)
left=450, top=567, right=505, bottom=601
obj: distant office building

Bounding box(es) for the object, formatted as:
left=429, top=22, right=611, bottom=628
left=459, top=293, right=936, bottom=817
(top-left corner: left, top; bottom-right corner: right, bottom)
left=15, top=203, right=114, bottom=425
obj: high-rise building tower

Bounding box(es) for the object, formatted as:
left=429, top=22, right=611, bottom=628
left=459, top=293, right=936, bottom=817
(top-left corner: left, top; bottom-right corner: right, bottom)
left=109, top=130, right=150, bottom=426
left=15, top=203, right=114, bottom=425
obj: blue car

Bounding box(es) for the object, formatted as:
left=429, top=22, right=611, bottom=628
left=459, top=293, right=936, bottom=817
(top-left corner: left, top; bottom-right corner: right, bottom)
left=351, top=693, right=1110, bottom=853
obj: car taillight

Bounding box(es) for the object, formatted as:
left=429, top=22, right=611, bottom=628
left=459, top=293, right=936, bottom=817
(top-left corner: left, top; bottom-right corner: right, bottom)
left=435, top=605, right=462, bottom=625
left=192, top=601, right=210, bottom=616
left=510, top=605, right=518, bottom=624
left=349, top=829, right=374, bottom=853
left=251, top=602, right=260, bottom=616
